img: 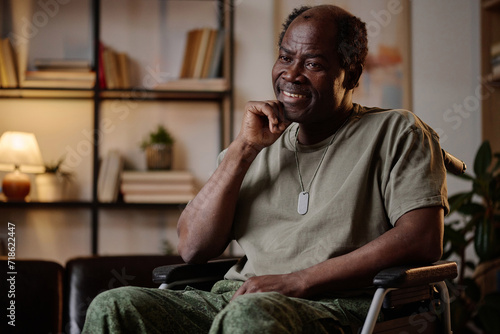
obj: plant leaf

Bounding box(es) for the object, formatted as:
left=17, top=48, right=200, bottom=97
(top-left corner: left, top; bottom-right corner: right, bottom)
left=493, top=153, right=500, bottom=172
left=444, top=224, right=467, bottom=247
left=457, top=202, right=485, bottom=216
left=448, top=192, right=473, bottom=213
left=474, top=141, right=492, bottom=179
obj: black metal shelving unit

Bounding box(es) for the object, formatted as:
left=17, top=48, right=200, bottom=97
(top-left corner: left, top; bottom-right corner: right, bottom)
left=0, top=0, right=234, bottom=255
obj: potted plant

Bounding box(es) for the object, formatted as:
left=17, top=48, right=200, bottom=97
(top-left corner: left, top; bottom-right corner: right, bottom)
left=443, top=140, right=500, bottom=333
left=35, top=156, right=73, bottom=202
left=141, top=125, right=174, bottom=170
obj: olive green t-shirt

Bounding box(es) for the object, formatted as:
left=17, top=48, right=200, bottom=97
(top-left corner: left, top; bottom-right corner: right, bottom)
left=224, top=105, right=449, bottom=281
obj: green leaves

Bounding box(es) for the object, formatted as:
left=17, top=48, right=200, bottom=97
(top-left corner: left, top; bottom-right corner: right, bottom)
left=140, top=125, right=174, bottom=150
left=474, top=141, right=492, bottom=179
left=446, top=140, right=500, bottom=264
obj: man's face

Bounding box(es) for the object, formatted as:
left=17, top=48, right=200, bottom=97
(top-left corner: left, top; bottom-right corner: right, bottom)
left=272, top=14, right=350, bottom=124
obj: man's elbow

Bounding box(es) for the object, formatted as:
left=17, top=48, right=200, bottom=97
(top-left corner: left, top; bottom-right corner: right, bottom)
left=415, top=232, right=443, bottom=264
left=177, top=241, right=207, bottom=264
left=423, top=242, right=443, bottom=263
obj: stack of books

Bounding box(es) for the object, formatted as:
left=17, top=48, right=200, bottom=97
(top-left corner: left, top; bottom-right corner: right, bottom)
left=120, top=170, right=197, bottom=204
left=22, top=58, right=95, bottom=89
left=492, top=42, right=500, bottom=80
left=179, top=28, right=225, bottom=79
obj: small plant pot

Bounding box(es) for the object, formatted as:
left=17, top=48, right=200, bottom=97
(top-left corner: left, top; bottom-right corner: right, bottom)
left=35, top=173, right=68, bottom=202
left=146, top=144, right=172, bottom=170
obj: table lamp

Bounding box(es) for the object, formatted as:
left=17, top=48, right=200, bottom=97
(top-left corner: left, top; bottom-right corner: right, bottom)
left=0, top=131, right=45, bottom=201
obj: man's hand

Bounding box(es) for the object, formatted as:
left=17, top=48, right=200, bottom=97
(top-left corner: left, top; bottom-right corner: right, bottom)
left=231, top=272, right=308, bottom=301
left=177, top=101, right=290, bottom=264
left=237, top=100, right=291, bottom=152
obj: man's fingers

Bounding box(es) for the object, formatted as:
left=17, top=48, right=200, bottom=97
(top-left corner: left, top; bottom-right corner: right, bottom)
left=246, top=100, right=283, bottom=130
left=230, top=286, right=246, bottom=301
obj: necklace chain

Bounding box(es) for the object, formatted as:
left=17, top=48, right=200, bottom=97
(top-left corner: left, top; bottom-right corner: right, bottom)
left=294, top=113, right=352, bottom=194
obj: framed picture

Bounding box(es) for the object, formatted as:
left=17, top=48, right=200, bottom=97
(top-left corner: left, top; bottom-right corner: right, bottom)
left=274, top=0, right=412, bottom=110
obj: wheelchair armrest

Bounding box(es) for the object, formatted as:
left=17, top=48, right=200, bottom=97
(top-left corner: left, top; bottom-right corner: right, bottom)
left=152, top=258, right=239, bottom=289
left=372, top=261, right=458, bottom=289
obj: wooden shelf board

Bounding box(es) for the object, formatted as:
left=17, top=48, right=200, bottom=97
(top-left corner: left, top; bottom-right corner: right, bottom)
left=0, top=88, right=231, bottom=100
left=0, top=201, right=93, bottom=209
left=0, top=88, right=94, bottom=99
left=98, top=202, right=188, bottom=209
left=100, top=89, right=228, bottom=101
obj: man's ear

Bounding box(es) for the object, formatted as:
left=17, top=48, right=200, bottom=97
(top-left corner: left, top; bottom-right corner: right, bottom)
left=343, top=64, right=363, bottom=90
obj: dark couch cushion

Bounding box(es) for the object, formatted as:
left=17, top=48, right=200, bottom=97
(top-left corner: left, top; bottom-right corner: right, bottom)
left=64, top=255, right=184, bottom=334
left=0, top=258, right=64, bottom=334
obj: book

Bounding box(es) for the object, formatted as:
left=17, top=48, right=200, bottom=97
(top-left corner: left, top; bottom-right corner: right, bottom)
left=34, top=58, right=92, bottom=71
left=97, top=42, right=106, bottom=89
left=123, top=193, right=195, bottom=204
left=100, top=44, right=131, bottom=89
left=180, top=29, right=200, bottom=78
left=98, top=150, right=123, bottom=203
left=1, top=38, right=18, bottom=87
left=192, top=28, right=212, bottom=78
left=21, top=70, right=96, bottom=89
left=208, top=29, right=225, bottom=78
left=9, top=0, right=31, bottom=83
left=24, top=70, right=95, bottom=81
left=0, top=41, right=7, bottom=87
left=201, top=29, right=218, bottom=78
left=116, top=52, right=131, bottom=89
left=179, top=28, right=223, bottom=79
left=97, top=153, right=111, bottom=202
left=121, top=170, right=195, bottom=184
left=102, top=47, right=118, bottom=89
left=21, top=79, right=95, bottom=89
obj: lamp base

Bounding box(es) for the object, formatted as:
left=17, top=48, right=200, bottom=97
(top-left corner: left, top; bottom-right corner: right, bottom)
left=2, top=169, right=31, bottom=202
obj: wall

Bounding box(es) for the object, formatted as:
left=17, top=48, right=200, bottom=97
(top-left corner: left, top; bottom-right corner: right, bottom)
left=411, top=0, right=481, bottom=197
left=0, top=0, right=482, bottom=265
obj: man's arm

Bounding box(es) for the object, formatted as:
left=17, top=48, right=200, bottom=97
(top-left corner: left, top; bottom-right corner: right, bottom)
left=177, top=100, right=290, bottom=263
left=231, top=206, right=444, bottom=299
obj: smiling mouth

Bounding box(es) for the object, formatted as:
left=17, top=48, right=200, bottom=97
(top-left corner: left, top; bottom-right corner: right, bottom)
left=282, top=91, right=308, bottom=99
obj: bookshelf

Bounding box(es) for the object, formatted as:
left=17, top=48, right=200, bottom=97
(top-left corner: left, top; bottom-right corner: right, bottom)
left=0, top=0, right=234, bottom=255
left=481, top=0, right=500, bottom=153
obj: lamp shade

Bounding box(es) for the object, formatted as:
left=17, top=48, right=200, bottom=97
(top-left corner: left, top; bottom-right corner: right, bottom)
left=0, top=131, right=45, bottom=173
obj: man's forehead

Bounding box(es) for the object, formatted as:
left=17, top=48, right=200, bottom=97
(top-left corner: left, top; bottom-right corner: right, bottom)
left=283, top=15, right=338, bottom=47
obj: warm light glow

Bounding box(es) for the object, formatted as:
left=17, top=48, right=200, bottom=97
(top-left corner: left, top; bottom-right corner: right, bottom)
left=0, top=131, right=45, bottom=201
left=0, top=131, right=45, bottom=173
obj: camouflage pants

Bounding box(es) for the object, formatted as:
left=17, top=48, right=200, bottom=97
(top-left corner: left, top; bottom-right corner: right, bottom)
left=82, top=280, right=372, bottom=334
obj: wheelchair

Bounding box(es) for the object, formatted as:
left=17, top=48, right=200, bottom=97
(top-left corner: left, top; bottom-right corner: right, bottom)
left=153, top=150, right=464, bottom=333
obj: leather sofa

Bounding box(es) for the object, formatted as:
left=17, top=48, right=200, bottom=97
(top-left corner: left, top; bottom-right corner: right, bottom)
left=0, top=255, right=185, bottom=334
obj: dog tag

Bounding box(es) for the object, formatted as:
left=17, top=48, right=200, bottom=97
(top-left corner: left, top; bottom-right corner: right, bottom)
left=298, top=191, right=309, bottom=215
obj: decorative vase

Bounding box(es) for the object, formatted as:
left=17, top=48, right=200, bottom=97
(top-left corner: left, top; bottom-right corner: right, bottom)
left=146, top=144, right=172, bottom=170
left=35, top=173, right=67, bottom=202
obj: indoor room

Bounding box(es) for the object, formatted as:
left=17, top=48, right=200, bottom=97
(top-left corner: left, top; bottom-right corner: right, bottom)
left=0, top=0, right=499, bottom=333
